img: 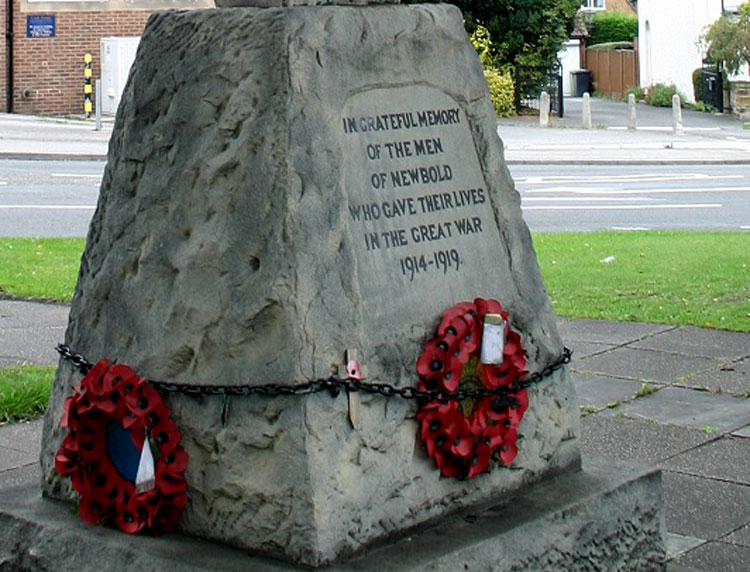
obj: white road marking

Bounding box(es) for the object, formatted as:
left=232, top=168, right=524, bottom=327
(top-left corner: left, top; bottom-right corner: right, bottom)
left=51, top=173, right=102, bottom=179
left=0, top=205, right=96, bottom=210
left=515, top=173, right=743, bottom=185
left=522, top=203, right=722, bottom=211
left=741, top=226, right=750, bottom=230
left=522, top=196, right=652, bottom=202
left=0, top=181, right=7, bottom=185
left=611, top=226, right=650, bottom=231
left=608, top=126, right=721, bottom=132
left=524, top=186, right=750, bottom=195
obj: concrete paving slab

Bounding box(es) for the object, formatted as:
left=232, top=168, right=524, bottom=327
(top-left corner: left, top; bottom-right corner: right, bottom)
left=0, top=419, right=43, bottom=452
left=0, top=301, right=68, bottom=366
left=580, top=415, right=711, bottom=465
left=0, top=463, right=40, bottom=491
left=0, top=301, right=70, bottom=329
left=724, top=524, right=750, bottom=548
left=663, top=471, right=750, bottom=541
left=575, top=347, right=718, bottom=384
left=666, top=532, right=705, bottom=560
left=682, top=357, right=749, bottom=396
left=666, top=564, right=703, bottom=572
left=564, top=341, right=616, bottom=360
left=0, top=326, right=65, bottom=366
left=661, top=436, right=750, bottom=486
left=629, top=327, right=750, bottom=360
left=672, top=541, right=750, bottom=572
left=603, top=386, right=750, bottom=432
left=0, top=446, right=37, bottom=472
left=573, top=374, right=647, bottom=410
left=555, top=318, right=675, bottom=346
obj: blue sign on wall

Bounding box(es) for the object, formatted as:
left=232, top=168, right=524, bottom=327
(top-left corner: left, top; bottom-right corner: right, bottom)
left=27, top=15, right=56, bottom=38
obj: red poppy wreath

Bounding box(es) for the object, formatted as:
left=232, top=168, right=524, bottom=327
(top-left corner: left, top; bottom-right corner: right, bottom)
left=416, top=298, right=528, bottom=479
left=55, top=360, right=188, bottom=534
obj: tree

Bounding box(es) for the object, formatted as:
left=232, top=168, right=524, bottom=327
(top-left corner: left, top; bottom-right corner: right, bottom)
left=454, top=0, right=581, bottom=98
left=702, top=1, right=750, bottom=74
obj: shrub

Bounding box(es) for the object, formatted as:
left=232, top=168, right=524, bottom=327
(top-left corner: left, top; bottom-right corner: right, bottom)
left=645, top=83, right=685, bottom=107
left=470, top=23, right=515, bottom=117
left=692, top=68, right=704, bottom=104
left=625, top=86, right=645, bottom=102
left=484, top=68, right=515, bottom=117
left=588, top=12, right=638, bottom=46
left=470, top=24, right=497, bottom=69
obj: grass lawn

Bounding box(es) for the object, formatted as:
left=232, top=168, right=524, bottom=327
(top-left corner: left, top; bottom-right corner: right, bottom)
left=0, top=365, right=56, bottom=424
left=0, top=233, right=748, bottom=331
left=533, top=231, right=749, bottom=332
left=0, top=238, right=84, bottom=303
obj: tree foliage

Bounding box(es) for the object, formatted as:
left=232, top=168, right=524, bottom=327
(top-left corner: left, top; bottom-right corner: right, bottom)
left=455, top=0, right=581, bottom=96
left=703, top=1, right=750, bottom=74
left=588, top=11, right=638, bottom=46
left=470, top=25, right=516, bottom=116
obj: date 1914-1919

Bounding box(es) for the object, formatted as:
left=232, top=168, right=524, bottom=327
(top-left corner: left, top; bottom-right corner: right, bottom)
left=399, top=249, right=461, bottom=282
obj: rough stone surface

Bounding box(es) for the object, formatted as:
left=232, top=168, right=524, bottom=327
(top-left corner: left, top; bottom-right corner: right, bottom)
left=2, top=458, right=665, bottom=571
left=40, top=5, right=579, bottom=566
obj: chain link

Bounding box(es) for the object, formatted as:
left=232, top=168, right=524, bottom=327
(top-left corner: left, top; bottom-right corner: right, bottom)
left=56, top=344, right=572, bottom=403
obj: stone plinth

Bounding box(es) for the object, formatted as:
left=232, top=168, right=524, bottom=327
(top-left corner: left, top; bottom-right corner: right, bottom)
left=40, top=5, right=580, bottom=567
left=2, top=458, right=666, bottom=570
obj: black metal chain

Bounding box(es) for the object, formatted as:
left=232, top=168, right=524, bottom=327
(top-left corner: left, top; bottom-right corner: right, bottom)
left=55, top=343, right=572, bottom=404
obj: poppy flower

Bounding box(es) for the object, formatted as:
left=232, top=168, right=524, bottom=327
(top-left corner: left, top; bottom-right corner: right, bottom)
left=416, top=298, right=528, bottom=480
left=507, top=390, right=529, bottom=430
left=55, top=359, right=188, bottom=535
left=467, top=443, right=491, bottom=479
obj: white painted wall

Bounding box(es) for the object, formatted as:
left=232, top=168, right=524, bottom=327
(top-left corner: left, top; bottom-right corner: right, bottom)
left=559, top=40, right=583, bottom=96
left=638, top=0, right=722, bottom=102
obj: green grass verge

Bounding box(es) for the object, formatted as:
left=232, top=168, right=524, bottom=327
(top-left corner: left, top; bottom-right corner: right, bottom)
left=534, top=231, right=750, bottom=332
left=1, top=233, right=748, bottom=332
left=0, top=238, right=84, bottom=303
left=0, top=365, right=55, bottom=424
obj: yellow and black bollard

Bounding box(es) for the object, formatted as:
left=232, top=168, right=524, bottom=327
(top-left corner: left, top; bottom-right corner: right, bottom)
left=84, top=53, right=93, bottom=118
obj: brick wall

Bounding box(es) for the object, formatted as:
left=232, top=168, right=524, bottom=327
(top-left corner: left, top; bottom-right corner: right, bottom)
left=1, top=0, right=8, bottom=111
left=9, top=0, right=151, bottom=115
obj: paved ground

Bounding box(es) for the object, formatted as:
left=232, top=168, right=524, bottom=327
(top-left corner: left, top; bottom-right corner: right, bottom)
left=1, top=97, right=749, bottom=164
left=1, top=101, right=749, bottom=569
left=2, top=301, right=748, bottom=570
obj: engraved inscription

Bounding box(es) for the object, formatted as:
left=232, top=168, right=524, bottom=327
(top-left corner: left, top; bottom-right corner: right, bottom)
left=341, top=86, right=503, bottom=308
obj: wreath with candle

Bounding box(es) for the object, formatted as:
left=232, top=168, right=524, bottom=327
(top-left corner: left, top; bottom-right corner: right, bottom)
left=55, top=360, right=188, bottom=534
left=416, top=298, right=528, bottom=479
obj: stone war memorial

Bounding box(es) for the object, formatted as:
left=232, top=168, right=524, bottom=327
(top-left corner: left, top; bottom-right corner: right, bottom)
left=1, top=0, right=665, bottom=570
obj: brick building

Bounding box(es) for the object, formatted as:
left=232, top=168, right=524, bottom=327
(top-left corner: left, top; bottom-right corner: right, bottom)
left=1, top=0, right=210, bottom=116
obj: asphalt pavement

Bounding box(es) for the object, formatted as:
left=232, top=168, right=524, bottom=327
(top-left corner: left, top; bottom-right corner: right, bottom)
left=1, top=100, right=749, bottom=571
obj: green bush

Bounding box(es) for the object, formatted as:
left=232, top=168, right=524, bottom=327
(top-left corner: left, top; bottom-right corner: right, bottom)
left=470, top=24, right=515, bottom=117
left=692, top=68, right=704, bottom=104
left=625, top=85, right=645, bottom=102
left=588, top=12, right=638, bottom=46
left=484, top=68, right=515, bottom=117
left=588, top=41, right=635, bottom=51
left=645, top=83, right=685, bottom=107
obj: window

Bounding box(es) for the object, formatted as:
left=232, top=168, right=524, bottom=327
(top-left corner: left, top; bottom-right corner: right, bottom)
left=581, top=0, right=606, bottom=11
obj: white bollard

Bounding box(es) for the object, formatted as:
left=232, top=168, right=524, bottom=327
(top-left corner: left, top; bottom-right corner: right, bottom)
left=672, top=94, right=683, bottom=135
left=95, top=80, right=102, bottom=132
left=539, top=92, right=550, bottom=127
left=582, top=92, right=592, bottom=129
left=627, top=93, right=637, bottom=131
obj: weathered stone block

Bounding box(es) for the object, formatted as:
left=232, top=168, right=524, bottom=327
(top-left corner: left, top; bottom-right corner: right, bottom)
left=1, top=458, right=665, bottom=570
left=40, top=5, right=580, bottom=566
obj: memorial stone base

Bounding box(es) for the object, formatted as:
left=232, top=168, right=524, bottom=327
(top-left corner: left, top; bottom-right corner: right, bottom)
left=26, top=3, right=666, bottom=570
left=0, top=458, right=665, bottom=571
